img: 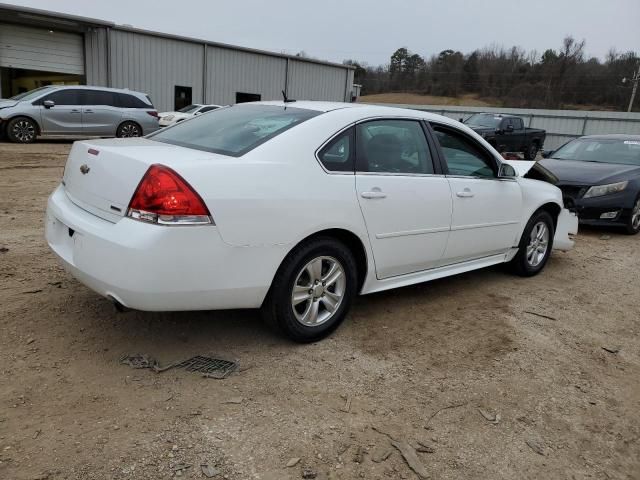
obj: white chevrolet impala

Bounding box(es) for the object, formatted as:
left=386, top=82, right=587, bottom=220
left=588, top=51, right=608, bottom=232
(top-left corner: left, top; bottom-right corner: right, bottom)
left=46, top=102, right=578, bottom=342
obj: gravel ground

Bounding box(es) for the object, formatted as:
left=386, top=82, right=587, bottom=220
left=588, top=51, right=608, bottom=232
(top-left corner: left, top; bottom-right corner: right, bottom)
left=0, top=141, right=639, bottom=480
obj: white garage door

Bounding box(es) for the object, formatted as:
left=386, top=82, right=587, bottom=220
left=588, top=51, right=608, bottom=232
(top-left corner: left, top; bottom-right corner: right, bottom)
left=0, top=23, right=84, bottom=75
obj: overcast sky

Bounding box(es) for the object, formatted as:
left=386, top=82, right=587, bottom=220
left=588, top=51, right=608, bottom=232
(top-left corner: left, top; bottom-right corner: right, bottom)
left=6, top=0, right=640, bottom=65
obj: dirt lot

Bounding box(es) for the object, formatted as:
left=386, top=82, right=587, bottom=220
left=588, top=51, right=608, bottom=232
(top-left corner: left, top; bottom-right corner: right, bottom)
left=1, top=141, right=639, bottom=480
left=357, top=93, right=496, bottom=107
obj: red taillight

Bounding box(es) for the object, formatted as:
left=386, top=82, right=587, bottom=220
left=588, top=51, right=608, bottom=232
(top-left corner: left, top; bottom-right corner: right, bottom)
left=146, top=110, right=159, bottom=118
left=127, top=164, right=212, bottom=225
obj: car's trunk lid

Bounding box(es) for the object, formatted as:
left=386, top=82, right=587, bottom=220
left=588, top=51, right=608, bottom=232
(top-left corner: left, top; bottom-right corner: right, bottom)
left=62, top=138, right=222, bottom=222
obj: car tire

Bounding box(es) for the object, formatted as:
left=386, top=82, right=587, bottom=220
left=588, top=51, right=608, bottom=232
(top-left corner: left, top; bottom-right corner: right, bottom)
left=262, top=236, right=358, bottom=343
left=510, top=210, right=555, bottom=277
left=116, top=121, right=142, bottom=138
left=624, top=196, right=640, bottom=235
left=524, top=143, right=539, bottom=160
left=6, top=117, right=37, bottom=143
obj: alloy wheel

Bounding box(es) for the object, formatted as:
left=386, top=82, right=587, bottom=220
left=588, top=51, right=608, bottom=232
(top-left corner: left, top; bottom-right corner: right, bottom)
left=12, top=120, right=36, bottom=142
left=632, top=199, right=640, bottom=231
left=526, top=221, right=549, bottom=267
left=291, top=256, right=346, bottom=327
left=120, top=124, right=140, bottom=137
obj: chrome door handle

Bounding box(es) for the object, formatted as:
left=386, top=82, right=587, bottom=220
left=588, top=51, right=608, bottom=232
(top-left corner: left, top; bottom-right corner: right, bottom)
left=84, top=109, right=94, bottom=113
left=456, top=189, right=474, bottom=198
left=70, top=109, right=81, bottom=113
left=361, top=191, right=387, bottom=199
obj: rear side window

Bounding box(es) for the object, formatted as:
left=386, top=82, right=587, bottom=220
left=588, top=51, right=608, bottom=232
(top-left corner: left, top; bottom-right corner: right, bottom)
left=199, top=106, right=218, bottom=113
left=356, top=119, right=434, bottom=174
left=149, top=104, right=321, bottom=157
left=318, top=128, right=354, bottom=172
left=118, top=93, right=150, bottom=108
left=83, top=90, right=118, bottom=107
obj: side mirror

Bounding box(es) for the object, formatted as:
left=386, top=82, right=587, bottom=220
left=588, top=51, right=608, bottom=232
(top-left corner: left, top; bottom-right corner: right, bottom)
left=505, top=124, right=514, bottom=133
left=541, top=150, right=554, bottom=159
left=458, top=117, right=464, bottom=123
left=43, top=100, right=55, bottom=109
left=498, top=163, right=517, bottom=178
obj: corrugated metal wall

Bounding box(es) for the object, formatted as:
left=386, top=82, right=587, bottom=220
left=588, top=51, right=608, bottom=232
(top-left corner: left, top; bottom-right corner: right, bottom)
left=109, top=30, right=204, bottom=111
left=288, top=60, right=349, bottom=101
left=371, top=104, right=640, bottom=150
left=84, top=27, right=108, bottom=86
left=205, top=47, right=287, bottom=105
left=0, top=23, right=84, bottom=75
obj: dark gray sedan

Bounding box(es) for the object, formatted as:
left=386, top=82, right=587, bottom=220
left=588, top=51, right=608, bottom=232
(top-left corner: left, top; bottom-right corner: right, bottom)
left=541, top=134, right=640, bottom=234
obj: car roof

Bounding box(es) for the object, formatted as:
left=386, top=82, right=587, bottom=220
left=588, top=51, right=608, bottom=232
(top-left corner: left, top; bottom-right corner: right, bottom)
left=35, top=85, right=149, bottom=97
left=580, top=134, right=640, bottom=141
left=246, top=100, right=462, bottom=124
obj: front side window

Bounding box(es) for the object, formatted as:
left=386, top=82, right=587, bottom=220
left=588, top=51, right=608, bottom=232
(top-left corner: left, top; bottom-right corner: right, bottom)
left=432, top=125, right=496, bottom=178
left=356, top=119, right=434, bottom=174
left=514, top=118, right=524, bottom=129
left=41, top=90, right=81, bottom=106
left=318, top=127, right=354, bottom=172
left=198, top=106, right=218, bottom=114
left=149, top=104, right=321, bottom=157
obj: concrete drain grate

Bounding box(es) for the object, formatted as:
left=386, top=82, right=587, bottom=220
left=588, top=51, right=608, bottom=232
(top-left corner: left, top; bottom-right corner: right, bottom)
left=120, top=354, right=238, bottom=379
left=173, top=356, right=238, bottom=379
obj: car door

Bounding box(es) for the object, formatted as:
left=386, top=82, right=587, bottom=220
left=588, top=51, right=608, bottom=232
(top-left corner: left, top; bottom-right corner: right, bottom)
left=82, top=90, right=122, bottom=136
left=499, top=118, right=519, bottom=151
left=354, top=119, right=453, bottom=279
left=39, top=89, right=83, bottom=134
left=430, top=123, right=522, bottom=264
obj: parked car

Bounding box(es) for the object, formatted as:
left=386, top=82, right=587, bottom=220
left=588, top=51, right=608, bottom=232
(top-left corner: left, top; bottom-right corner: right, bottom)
left=540, top=134, right=640, bottom=234
left=159, top=104, right=221, bottom=127
left=45, top=102, right=577, bottom=342
left=0, top=85, right=159, bottom=143
left=462, top=113, right=546, bottom=159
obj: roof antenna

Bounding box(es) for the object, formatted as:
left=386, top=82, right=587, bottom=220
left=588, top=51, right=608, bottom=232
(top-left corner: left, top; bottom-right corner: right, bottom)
left=282, top=90, right=296, bottom=103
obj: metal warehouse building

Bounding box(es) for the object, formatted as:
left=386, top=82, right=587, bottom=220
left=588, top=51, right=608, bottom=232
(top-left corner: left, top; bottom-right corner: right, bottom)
left=0, top=3, right=355, bottom=111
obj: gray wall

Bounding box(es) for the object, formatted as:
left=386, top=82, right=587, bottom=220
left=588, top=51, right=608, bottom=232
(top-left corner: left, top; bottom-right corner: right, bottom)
left=84, top=27, right=108, bottom=86
left=288, top=59, right=350, bottom=102
left=370, top=104, right=640, bottom=150
left=205, top=46, right=287, bottom=105
left=109, top=30, right=205, bottom=111
left=93, top=29, right=354, bottom=111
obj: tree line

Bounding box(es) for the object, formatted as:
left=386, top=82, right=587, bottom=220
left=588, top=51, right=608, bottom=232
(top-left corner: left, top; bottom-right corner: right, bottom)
left=344, top=37, right=639, bottom=111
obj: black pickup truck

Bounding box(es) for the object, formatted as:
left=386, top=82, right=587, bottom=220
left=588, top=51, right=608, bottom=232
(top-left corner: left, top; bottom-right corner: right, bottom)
left=461, top=113, right=546, bottom=160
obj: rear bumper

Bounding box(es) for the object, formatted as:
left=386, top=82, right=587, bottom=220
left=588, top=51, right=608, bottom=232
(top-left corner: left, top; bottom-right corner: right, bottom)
left=45, top=185, right=286, bottom=311
left=553, top=208, right=578, bottom=251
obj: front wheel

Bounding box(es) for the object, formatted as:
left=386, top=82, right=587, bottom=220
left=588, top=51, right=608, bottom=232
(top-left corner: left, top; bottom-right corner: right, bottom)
left=6, top=117, right=37, bottom=143
left=624, top=197, right=640, bottom=235
left=116, top=121, right=142, bottom=138
left=510, top=210, right=555, bottom=277
left=262, top=237, right=358, bottom=343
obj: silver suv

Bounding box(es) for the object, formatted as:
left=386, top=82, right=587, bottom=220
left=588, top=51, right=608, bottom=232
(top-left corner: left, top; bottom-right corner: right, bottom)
left=0, top=85, right=160, bottom=143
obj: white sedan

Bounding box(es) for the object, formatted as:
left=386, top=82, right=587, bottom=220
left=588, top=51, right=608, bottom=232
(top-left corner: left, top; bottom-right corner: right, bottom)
left=46, top=101, right=578, bottom=342
left=158, top=104, right=221, bottom=127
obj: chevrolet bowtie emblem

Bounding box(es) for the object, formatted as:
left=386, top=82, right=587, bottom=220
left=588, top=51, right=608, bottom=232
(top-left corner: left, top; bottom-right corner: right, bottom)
left=80, top=164, right=90, bottom=174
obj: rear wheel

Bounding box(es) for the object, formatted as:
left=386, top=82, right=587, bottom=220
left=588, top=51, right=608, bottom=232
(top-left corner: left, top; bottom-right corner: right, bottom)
left=624, top=197, right=640, bottom=235
left=116, top=121, right=142, bottom=138
left=262, top=237, right=357, bottom=343
left=7, top=117, right=37, bottom=143
left=524, top=143, right=539, bottom=160
left=510, top=210, right=555, bottom=277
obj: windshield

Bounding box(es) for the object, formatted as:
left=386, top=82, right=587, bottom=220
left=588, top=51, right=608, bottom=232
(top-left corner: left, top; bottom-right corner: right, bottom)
left=149, top=104, right=321, bottom=157
left=552, top=138, right=640, bottom=166
left=9, top=86, right=54, bottom=101
left=465, top=114, right=501, bottom=128
left=177, top=104, right=200, bottom=113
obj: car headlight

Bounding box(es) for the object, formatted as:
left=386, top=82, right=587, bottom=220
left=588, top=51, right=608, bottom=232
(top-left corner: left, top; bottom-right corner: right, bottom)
left=583, top=181, right=628, bottom=198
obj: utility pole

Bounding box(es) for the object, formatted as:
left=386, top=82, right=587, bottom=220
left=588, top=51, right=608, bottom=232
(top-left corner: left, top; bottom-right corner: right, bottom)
left=627, top=64, right=639, bottom=112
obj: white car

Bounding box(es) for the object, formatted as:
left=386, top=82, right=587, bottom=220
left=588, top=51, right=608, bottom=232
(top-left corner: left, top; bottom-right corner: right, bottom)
left=46, top=101, right=578, bottom=342
left=158, top=104, right=221, bottom=127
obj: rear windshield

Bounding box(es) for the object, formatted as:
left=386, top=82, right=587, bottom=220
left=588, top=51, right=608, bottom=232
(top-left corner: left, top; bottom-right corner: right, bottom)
left=149, top=104, right=321, bottom=157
